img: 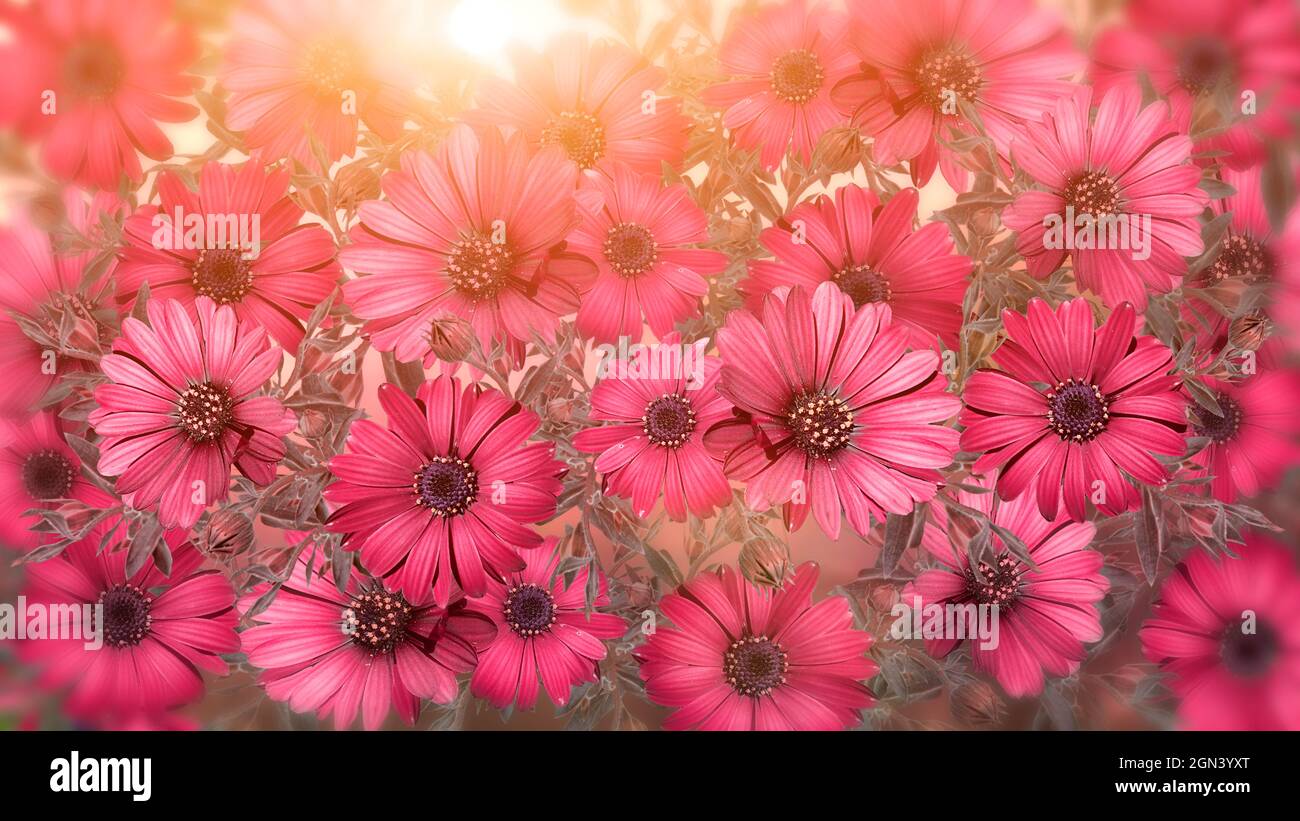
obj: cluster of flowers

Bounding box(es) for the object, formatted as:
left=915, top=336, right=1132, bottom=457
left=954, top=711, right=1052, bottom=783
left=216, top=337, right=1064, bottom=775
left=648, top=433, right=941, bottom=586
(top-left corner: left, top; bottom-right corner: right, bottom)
left=0, top=0, right=1298, bottom=731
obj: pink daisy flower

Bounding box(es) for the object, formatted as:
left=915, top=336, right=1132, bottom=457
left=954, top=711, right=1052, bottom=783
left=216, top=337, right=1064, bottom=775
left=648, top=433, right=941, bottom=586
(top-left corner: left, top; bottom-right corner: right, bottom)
left=0, top=212, right=110, bottom=417
left=240, top=552, right=495, bottom=730
left=909, top=474, right=1108, bottom=697
left=89, top=297, right=295, bottom=529
left=1185, top=373, right=1300, bottom=503
left=959, top=298, right=1187, bottom=521
left=701, top=0, right=856, bottom=171
left=1002, top=84, right=1209, bottom=309
left=635, top=562, right=876, bottom=730
left=1141, top=534, right=1300, bottom=730
left=0, top=0, right=198, bottom=189
left=467, top=540, right=626, bottom=710
left=0, top=412, right=112, bottom=553
left=19, top=528, right=238, bottom=720
left=742, top=185, right=972, bottom=350
left=1092, top=0, right=1300, bottom=171
left=834, top=0, right=1083, bottom=189
left=324, top=377, right=565, bottom=607
left=468, top=33, right=689, bottom=174
left=573, top=335, right=733, bottom=521
left=220, top=0, right=411, bottom=168
left=569, top=162, right=727, bottom=343
left=340, top=124, right=588, bottom=364
left=1196, top=165, right=1278, bottom=288
left=116, top=161, right=341, bottom=352
left=705, top=281, right=961, bottom=539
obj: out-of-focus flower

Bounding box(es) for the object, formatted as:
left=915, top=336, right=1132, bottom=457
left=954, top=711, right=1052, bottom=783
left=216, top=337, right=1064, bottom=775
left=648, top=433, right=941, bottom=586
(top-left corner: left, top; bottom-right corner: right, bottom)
left=220, top=0, right=411, bottom=168
left=1003, top=84, right=1208, bottom=309
left=835, top=0, right=1082, bottom=189
left=707, top=282, right=960, bottom=539
left=0, top=412, right=112, bottom=552
left=467, top=540, right=626, bottom=710
left=1184, top=372, right=1300, bottom=503
left=19, top=530, right=238, bottom=720
left=960, top=299, right=1186, bottom=521
left=89, top=297, right=295, bottom=529
left=1092, top=0, right=1300, bottom=171
left=742, top=185, right=972, bottom=351
left=573, top=334, right=733, bottom=521
left=910, top=473, right=1108, bottom=697
left=0, top=0, right=199, bottom=188
left=569, top=162, right=727, bottom=343
left=240, top=552, right=495, bottom=730
left=324, top=378, right=564, bottom=606
left=702, top=0, right=856, bottom=170
left=340, top=124, right=590, bottom=365
left=467, top=34, right=689, bottom=174
left=635, top=562, right=876, bottom=730
left=1141, top=533, right=1300, bottom=730
left=117, top=162, right=341, bottom=352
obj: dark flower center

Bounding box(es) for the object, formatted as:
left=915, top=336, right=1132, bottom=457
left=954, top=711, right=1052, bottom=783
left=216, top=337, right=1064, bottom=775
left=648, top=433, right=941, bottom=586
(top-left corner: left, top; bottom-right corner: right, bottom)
left=99, top=584, right=153, bottom=648
left=1177, top=37, right=1233, bottom=96
left=192, top=248, right=254, bottom=305
left=63, top=39, right=125, bottom=99
left=504, top=583, right=555, bottom=637
left=769, top=49, right=824, bottom=104
left=1207, top=234, right=1273, bottom=283
left=1046, top=379, right=1109, bottom=442
left=1063, top=171, right=1121, bottom=216
left=787, top=391, right=854, bottom=459
left=1220, top=619, right=1277, bottom=678
left=344, top=587, right=414, bottom=655
left=446, top=233, right=515, bottom=300
left=642, top=394, right=696, bottom=448
left=912, top=47, right=982, bottom=111
left=413, top=456, right=478, bottom=517
left=834, top=264, right=892, bottom=307
left=176, top=382, right=235, bottom=443
left=963, top=552, right=1022, bottom=608
left=22, top=450, right=76, bottom=500
left=540, top=110, right=606, bottom=169
left=603, top=222, right=659, bottom=277
left=723, top=635, right=788, bottom=697
left=300, top=38, right=362, bottom=98
left=1193, top=393, right=1243, bottom=443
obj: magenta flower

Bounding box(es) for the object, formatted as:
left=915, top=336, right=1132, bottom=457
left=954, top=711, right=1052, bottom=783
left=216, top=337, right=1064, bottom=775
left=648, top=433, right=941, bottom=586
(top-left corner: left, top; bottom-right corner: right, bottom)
left=635, top=563, right=876, bottom=730
left=0, top=412, right=112, bottom=552
left=573, top=335, right=733, bottom=521
left=960, top=298, right=1186, bottom=521
left=467, top=540, right=626, bottom=710
left=835, top=0, right=1083, bottom=189
left=701, top=0, right=856, bottom=170
left=89, top=297, right=295, bottom=529
left=743, top=185, right=972, bottom=351
left=910, top=474, right=1108, bottom=697
left=1003, top=84, right=1208, bottom=308
left=1141, top=534, right=1300, bottom=730
left=19, top=528, right=238, bottom=721
left=241, top=551, right=496, bottom=730
left=117, top=161, right=341, bottom=352
left=340, top=124, right=589, bottom=364
left=569, top=162, right=727, bottom=343
left=0, top=0, right=199, bottom=189
left=1185, top=373, right=1300, bottom=503
left=1092, top=0, right=1300, bottom=171
left=468, top=34, right=689, bottom=174
left=707, top=281, right=961, bottom=539
left=324, top=377, right=565, bottom=606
